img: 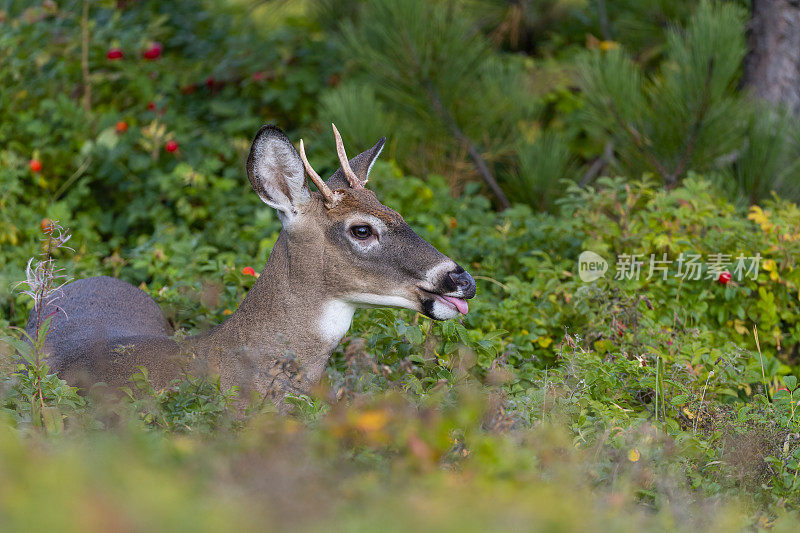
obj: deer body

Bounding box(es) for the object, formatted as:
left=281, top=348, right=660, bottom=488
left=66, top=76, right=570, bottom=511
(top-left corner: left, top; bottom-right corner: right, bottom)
left=27, top=125, right=475, bottom=402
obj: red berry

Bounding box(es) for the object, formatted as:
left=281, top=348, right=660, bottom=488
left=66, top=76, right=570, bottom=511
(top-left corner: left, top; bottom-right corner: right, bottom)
left=165, top=140, right=179, bottom=153
left=29, top=159, right=42, bottom=172
left=106, top=48, right=124, bottom=60
left=181, top=84, right=196, bottom=95
left=718, top=271, right=732, bottom=285
left=142, top=42, right=162, bottom=60
left=241, top=266, right=256, bottom=277
left=252, top=71, right=266, bottom=82
left=115, top=121, right=128, bottom=133
left=205, top=76, right=215, bottom=88
left=147, top=101, right=156, bottom=111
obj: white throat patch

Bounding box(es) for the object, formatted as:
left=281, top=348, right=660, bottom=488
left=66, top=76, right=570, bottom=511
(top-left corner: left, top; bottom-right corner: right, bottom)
left=318, top=299, right=357, bottom=345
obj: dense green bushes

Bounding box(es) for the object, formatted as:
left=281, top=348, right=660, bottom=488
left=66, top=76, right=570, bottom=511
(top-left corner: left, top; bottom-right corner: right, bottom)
left=3, top=0, right=800, bottom=530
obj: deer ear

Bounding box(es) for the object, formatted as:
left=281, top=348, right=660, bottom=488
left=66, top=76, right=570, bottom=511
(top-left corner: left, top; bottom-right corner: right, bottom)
left=326, top=136, right=386, bottom=190
left=246, top=125, right=310, bottom=224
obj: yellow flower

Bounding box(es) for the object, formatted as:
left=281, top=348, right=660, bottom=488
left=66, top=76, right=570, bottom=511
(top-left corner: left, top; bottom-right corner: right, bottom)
left=536, top=336, right=553, bottom=348
left=628, top=448, right=640, bottom=462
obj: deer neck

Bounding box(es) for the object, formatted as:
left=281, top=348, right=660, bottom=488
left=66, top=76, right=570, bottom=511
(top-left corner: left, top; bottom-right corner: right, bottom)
left=193, top=231, right=354, bottom=393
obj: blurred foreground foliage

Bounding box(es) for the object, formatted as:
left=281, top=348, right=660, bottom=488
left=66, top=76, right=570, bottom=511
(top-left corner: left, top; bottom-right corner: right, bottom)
left=2, top=0, right=800, bottom=531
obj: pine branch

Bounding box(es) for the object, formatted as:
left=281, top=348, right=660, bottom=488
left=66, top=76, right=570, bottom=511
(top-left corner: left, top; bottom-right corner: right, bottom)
left=393, top=14, right=510, bottom=210
left=421, top=79, right=510, bottom=209
left=605, top=98, right=671, bottom=180
left=667, top=59, right=715, bottom=187
left=581, top=141, right=614, bottom=186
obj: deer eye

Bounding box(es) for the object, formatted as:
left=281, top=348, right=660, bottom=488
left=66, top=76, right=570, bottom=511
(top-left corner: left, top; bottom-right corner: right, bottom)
left=350, top=225, right=373, bottom=240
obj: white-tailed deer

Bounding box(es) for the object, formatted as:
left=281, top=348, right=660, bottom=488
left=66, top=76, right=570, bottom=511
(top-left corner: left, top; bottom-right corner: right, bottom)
left=26, top=125, right=476, bottom=404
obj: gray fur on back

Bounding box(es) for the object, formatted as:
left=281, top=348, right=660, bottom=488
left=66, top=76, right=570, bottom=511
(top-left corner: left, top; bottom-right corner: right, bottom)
left=25, top=276, right=178, bottom=389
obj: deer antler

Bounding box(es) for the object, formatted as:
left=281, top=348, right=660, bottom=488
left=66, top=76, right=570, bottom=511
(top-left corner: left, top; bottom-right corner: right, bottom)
left=298, top=139, right=342, bottom=209
left=332, top=123, right=364, bottom=189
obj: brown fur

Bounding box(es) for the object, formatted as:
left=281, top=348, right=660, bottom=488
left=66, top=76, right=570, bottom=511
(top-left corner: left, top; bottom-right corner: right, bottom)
left=329, top=189, right=405, bottom=225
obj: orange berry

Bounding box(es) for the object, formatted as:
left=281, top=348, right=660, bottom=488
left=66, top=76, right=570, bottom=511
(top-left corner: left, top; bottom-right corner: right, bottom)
left=40, top=218, right=55, bottom=234
left=241, top=266, right=257, bottom=277
left=115, top=121, right=128, bottom=133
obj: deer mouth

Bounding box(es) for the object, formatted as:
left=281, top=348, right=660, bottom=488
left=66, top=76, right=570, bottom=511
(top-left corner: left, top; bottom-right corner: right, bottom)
left=419, top=289, right=469, bottom=315
left=438, top=294, right=469, bottom=314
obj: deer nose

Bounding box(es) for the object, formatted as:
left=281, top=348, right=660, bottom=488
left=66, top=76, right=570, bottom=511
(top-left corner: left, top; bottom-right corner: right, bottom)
left=448, top=268, right=476, bottom=298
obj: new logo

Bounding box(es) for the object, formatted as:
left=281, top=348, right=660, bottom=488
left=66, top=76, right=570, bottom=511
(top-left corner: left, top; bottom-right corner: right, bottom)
left=578, top=251, right=608, bottom=282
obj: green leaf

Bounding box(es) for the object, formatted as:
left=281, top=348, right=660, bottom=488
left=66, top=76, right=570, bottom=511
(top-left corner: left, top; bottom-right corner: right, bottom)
left=773, top=389, right=791, bottom=401
left=665, top=418, right=680, bottom=433
left=41, top=406, right=63, bottom=436
left=96, top=127, right=119, bottom=150
left=1, top=336, right=37, bottom=365
left=405, top=326, right=423, bottom=345
left=783, top=375, right=798, bottom=390
left=670, top=394, right=689, bottom=406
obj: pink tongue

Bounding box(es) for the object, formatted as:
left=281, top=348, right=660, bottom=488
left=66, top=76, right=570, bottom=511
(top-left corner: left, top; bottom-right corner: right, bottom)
left=441, top=295, right=469, bottom=315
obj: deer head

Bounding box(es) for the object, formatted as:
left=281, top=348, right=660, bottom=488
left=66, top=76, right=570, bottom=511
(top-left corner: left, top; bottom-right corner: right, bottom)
left=245, top=124, right=476, bottom=342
